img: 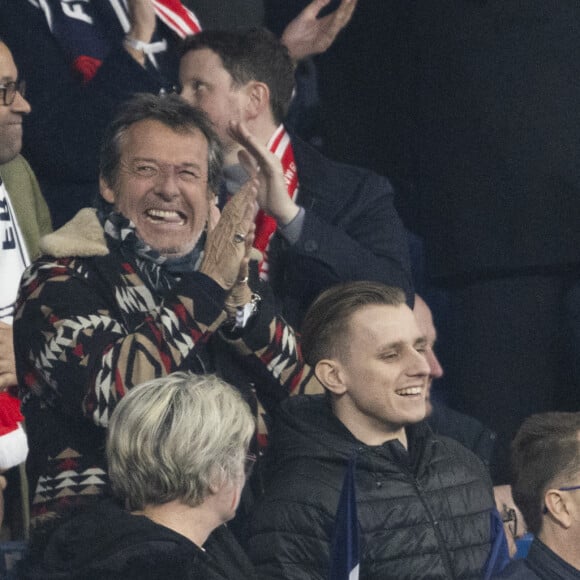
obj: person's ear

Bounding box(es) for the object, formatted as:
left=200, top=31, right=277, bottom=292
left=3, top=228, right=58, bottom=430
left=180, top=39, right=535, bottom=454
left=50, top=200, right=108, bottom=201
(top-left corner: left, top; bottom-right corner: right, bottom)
left=545, top=489, right=573, bottom=528
left=99, top=176, right=116, bottom=205
left=208, top=470, right=225, bottom=496
left=315, top=359, right=347, bottom=396
left=244, top=81, right=270, bottom=120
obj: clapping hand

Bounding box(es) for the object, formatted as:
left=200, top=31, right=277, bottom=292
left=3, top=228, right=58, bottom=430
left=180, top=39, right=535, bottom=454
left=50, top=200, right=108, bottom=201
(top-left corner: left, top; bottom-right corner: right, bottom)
left=228, top=121, right=299, bottom=226
left=200, top=177, right=257, bottom=293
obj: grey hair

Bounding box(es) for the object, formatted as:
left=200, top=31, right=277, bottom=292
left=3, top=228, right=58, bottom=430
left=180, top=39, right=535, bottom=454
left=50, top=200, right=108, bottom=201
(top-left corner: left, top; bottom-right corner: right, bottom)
left=106, top=372, right=255, bottom=511
left=99, top=93, right=223, bottom=194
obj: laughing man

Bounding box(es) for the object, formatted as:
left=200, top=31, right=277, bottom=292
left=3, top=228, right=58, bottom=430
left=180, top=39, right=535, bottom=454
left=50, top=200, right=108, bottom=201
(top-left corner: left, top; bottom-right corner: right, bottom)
left=247, top=281, right=496, bottom=580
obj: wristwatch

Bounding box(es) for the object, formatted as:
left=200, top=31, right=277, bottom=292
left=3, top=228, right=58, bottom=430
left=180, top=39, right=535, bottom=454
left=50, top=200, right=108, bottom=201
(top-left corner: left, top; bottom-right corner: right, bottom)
left=234, top=292, right=262, bottom=329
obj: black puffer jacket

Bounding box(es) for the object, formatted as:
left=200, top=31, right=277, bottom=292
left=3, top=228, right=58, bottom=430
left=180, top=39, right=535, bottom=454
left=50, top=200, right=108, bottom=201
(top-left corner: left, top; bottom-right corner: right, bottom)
left=247, top=395, right=495, bottom=580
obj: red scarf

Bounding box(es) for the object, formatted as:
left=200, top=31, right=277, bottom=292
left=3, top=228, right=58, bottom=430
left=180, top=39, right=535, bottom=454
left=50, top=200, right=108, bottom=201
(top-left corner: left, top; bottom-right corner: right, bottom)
left=254, top=125, right=299, bottom=280
left=152, top=0, right=201, bottom=38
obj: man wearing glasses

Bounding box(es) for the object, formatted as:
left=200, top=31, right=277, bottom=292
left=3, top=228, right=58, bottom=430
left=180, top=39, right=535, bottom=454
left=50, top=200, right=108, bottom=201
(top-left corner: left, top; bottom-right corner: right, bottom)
left=0, top=37, right=51, bottom=543
left=495, top=412, right=580, bottom=579
left=0, top=38, right=52, bottom=391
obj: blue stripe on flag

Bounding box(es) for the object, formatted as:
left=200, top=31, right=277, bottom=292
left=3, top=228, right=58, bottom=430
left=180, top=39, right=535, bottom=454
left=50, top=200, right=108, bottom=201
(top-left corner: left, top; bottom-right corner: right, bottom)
left=329, top=455, right=360, bottom=580
left=483, top=507, right=511, bottom=579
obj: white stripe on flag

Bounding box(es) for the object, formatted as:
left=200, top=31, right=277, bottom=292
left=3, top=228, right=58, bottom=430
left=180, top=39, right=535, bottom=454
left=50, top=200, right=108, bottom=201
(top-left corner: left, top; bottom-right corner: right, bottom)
left=153, top=1, right=201, bottom=37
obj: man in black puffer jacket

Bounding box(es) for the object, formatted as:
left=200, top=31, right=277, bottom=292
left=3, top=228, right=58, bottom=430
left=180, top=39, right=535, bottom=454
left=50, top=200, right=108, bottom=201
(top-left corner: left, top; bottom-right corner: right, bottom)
left=247, top=282, right=497, bottom=579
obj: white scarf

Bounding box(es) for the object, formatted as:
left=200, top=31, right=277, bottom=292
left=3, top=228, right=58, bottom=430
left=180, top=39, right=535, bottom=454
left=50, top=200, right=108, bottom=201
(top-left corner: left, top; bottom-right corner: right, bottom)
left=0, top=179, right=30, bottom=324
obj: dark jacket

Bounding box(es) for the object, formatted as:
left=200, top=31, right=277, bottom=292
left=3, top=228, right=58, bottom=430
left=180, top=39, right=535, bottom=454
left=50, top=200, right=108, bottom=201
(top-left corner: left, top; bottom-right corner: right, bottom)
left=269, top=135, right=413, bottom=328
left=495, top=538, right=580, bottom=580
left=19, top=499, right=257, bottom=580
left=428, top=401, right=497, bottom=471
left=267, top=1, right=580, bottom=280
left=247, top=395, right=495, bottom=580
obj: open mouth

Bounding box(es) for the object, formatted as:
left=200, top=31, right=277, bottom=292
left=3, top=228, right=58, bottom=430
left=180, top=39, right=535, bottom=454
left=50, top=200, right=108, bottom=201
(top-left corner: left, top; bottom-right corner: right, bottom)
left=145, top=209, right=186, bottom=225
left=396, top=387, right=423, bottom=397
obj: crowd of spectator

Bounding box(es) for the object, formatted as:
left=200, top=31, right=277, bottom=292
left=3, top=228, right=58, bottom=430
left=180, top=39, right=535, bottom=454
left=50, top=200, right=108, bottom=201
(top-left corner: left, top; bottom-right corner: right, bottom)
left=0, top=0, right=579, bottom=578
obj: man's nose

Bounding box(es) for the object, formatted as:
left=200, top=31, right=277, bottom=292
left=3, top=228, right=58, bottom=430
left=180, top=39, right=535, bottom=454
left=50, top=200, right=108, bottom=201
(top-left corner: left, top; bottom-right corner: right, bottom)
left=410, top=348, right=431, bottom=376
left=426, top=350, right=444, bottom=380
left=11, top=90, right=31, bottom=115
left=180, top=87, right=196, bottom=106
left=155, top=168, right=180, bottom=199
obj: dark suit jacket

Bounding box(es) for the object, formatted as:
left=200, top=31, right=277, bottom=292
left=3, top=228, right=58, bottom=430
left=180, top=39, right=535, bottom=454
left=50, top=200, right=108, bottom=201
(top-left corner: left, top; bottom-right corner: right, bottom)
left=268, top=1, right=580, bottom=281
left=269, top=135, right=413, bottom=328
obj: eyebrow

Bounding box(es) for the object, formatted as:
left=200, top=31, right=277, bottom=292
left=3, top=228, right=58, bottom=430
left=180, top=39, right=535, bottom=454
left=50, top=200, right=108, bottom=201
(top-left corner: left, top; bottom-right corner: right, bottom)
left=377, top=336, right=428, bottom=352
left=131, top=157, right=204, bottom=171
left=376, top=340, right=406, bottom=353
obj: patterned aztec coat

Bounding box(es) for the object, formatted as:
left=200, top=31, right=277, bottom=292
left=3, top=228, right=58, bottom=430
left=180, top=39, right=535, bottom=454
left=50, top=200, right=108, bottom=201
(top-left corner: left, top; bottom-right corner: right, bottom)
left=13, top=208, right=321, bottom=528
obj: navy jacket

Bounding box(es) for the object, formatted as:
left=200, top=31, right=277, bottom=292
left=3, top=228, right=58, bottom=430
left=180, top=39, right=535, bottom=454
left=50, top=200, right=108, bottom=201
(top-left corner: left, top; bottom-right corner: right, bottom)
left=269, top=135, right=413, bottom=327
left=495, top=538, right=580, bottom=580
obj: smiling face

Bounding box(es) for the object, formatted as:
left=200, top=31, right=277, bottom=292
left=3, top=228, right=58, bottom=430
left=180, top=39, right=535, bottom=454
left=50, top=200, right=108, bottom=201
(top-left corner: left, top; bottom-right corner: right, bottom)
left=331, top=304, right=430, bottom=445
left=100, top=119, right=211, bottom=257
left=179, top=48, right=247, bottom=153
left=0, top=42, right=31, bottom=165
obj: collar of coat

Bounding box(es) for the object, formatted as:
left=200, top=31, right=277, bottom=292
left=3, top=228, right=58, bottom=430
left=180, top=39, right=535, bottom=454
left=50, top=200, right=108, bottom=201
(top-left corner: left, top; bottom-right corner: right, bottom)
left=40, top=207, right=263, bottom=262
left=40, top=208, right=108, bottom=258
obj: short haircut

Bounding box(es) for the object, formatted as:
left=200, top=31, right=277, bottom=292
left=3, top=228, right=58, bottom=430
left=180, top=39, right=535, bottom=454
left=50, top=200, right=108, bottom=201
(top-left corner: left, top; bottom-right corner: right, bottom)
left=301, top=281, right=406, bottom=367
left=511, top=412, right=580, bottom=535
left=181, top=28, right=295, bottom=125
left=100, top=92, right=223, bottom=193
left=106, top=372, right=255, bottom=511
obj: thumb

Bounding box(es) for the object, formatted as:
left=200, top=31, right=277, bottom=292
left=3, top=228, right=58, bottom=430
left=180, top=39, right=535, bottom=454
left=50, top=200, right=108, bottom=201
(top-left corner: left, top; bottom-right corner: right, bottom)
left=207, top=204, right=221, bottom=232
left=237, top=148, right=259, bottom=179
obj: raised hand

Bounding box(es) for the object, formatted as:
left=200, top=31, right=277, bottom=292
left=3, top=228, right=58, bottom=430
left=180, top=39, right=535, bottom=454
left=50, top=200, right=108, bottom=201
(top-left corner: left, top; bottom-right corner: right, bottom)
left=200, top=178, right=258, bottom=290
left=124, top=0, right=157, bottom=65
left=228, top=121, right=299, bottom=226
left=126, top=0, right=156, bottom=42
left=281, top=0, right=358, bottom=61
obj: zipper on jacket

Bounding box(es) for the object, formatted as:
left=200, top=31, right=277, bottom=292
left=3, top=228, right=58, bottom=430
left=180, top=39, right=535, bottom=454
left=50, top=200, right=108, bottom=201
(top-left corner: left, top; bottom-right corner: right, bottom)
left=412, top=477, right=456, bottom=579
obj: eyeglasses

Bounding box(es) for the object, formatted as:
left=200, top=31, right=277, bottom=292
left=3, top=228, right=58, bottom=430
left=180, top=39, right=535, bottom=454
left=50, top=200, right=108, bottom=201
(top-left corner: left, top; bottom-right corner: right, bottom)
left=0, top=80, right=26, bottom=106
left=542, top=484, right=580, bottom=514
left=244, top=453, right=257, bottom=478
left=501, top=504, right=518, bottom=539
left=557, top=484, right=580, bottom=492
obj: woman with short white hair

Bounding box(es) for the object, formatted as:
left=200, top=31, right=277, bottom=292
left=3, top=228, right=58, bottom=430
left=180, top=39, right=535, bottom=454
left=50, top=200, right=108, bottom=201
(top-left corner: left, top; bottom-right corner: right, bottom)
left=20, top=372, right=258, bottom=579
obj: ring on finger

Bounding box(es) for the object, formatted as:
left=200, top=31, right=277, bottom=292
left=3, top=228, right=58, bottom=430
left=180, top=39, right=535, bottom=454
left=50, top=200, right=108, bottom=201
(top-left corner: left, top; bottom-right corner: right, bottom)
left=237, top=276, right=249, bottom=285
left=233, top=232, right=246, bottom=244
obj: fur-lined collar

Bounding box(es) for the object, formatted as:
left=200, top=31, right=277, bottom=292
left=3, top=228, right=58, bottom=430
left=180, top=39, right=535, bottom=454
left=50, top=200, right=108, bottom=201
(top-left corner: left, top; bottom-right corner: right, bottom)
left=39, top=207, right=263, bottom=262
left=40, top=208, right=109, bottom=258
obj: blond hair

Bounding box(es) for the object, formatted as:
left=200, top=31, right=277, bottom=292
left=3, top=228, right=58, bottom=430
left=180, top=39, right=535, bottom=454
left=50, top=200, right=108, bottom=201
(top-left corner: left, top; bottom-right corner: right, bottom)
left=107, top=372, right=255, bottom=510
